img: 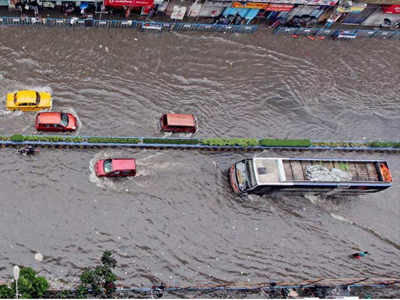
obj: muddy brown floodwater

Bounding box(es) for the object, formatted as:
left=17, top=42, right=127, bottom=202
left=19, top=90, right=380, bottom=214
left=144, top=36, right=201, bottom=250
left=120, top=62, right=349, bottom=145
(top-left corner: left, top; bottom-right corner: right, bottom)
left=0, top=27, right=399, bottom=294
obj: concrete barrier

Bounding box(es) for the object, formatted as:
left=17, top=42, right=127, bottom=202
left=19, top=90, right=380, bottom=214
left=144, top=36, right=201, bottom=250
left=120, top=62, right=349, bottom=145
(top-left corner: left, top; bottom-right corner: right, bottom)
left=274, top=25, right=400, bottom=40
left=2, top=135, right=400, bottom=153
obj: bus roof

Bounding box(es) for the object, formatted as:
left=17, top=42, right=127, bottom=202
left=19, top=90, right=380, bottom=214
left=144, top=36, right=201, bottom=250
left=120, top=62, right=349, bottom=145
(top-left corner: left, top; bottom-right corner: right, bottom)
left=251, top=157, right=390, bottom=185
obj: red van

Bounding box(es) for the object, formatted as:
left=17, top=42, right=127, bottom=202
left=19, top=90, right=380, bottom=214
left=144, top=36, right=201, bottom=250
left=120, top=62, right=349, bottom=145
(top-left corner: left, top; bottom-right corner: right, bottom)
left=35, top=112, right=77, bottom=132
left=95, top=158, right=136, bottom=177
left=160, top=113, right=196, bottom=133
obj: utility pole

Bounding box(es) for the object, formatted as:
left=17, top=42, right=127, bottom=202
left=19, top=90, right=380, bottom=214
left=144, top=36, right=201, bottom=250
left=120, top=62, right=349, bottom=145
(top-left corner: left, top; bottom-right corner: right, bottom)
left=13, top=266, right=20, bottom=300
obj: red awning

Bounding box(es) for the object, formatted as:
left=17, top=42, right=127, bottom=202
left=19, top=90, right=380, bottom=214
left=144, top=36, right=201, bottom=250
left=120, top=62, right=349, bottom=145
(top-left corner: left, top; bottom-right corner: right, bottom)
left=104, top=0, right=153, bottom=7
left=382, top=5, right=400, bottom=14
left=265, top=4, right=294, bottom=11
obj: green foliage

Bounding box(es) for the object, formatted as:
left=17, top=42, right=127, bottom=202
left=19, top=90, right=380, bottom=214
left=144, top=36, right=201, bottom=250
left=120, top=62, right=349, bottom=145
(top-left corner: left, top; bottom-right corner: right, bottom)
left=0, top=285, right=14, bottom=298
left=10, top=134, right=24, bottom=142
left=6, top=134, right=400, bottom=150
left=87, top=137, right=140, bottom=144
left=313, top=141, right=364, bottom=147
left=4, top=267, right=50, bottom=299
left=10, top=135, right=84, bottom=143
left=143, top=138, right=200, bottom=145
left=259, top=138, right=311, bottom=147
left=101, top=251, right=117, bottom=269
left=77, top=251, right=117, bottom=298
left=337, top=162, right=349, bottom=171
left=201, top=138, right=259, bottom=147
left=21, top=135, right=39, bottom=141
left=46, top=136, right=76, bottom=142
left=313, top=141, right=400, bottom=148
left=368, top=141, right=400, bottom=148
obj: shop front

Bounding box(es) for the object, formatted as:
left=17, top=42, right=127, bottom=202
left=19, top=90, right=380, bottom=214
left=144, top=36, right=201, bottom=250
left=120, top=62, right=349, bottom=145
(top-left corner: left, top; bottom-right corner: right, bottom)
left=382, top=4, right=400, bottom=14
left=197, top=1, right=228, bottom=18
left=362, top=2, right=400, bottom=27
left=340, top=3, right=377, bottom=25
left=104, top=0, right=154, bottom=16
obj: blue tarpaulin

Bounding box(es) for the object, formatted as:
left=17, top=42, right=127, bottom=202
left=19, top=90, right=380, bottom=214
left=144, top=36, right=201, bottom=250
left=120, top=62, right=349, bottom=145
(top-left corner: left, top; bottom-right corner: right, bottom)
left=80, top=2, right=88, bottom=9
left=222, top=7, right=259, bottom=23
left=223, top=7, right=238, bottom=17
left=244, top=8, right=259, bottom=23
left=238, top=8, right=249, bottom=17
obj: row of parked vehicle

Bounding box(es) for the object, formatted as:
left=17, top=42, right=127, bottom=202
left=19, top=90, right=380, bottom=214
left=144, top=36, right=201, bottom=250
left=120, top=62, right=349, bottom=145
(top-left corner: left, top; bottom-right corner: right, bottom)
left=6, top=89, right=198, bottom=178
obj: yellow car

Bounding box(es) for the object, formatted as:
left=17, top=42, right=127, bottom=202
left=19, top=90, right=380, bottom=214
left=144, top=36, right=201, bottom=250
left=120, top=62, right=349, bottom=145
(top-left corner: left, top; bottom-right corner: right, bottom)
left=6, top=90, right=52, bottom=111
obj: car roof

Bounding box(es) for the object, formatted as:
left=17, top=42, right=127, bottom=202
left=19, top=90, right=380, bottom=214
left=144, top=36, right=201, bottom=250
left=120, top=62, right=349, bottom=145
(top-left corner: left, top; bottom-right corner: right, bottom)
left=165, top=114, right=195, bottom=127
left=112, top=159, right=136, bottom=171
left=16, top=90, right=37, bottom=104
left=38, top=112, right=62, bottom=124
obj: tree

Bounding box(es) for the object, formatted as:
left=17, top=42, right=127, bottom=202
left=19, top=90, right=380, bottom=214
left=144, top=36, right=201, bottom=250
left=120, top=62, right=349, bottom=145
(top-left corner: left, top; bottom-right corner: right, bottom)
left=77, top=251, right=117, bottom=298
left=0, top=285, right=14, bottom=299
left=0, top=267, right=49, bottom=299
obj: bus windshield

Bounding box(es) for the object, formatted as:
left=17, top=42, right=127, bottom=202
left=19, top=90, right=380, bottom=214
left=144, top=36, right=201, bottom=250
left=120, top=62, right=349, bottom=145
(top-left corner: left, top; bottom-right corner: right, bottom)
left=235, top=160, right=255, bottom=192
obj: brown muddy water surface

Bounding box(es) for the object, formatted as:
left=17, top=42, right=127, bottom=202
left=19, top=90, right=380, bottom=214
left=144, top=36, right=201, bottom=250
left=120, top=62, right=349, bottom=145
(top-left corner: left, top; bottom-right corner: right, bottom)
left=0, top=27, right=399, bottom=293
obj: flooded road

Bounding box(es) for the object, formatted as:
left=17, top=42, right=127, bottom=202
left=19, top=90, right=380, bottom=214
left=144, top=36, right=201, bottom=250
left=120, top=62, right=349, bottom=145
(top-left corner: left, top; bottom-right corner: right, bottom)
left=0, top=27, right=399, bottom=290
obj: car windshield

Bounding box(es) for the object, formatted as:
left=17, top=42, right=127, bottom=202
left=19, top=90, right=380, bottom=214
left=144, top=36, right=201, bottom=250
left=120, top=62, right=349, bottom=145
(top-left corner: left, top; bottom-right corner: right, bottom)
left=103, top=159, right=113, bottom=174
left=35, top=92, right=40, bottom=105
left=60, top=113, right=69, bottom=127
left=235, top=160, right=255, bottom=191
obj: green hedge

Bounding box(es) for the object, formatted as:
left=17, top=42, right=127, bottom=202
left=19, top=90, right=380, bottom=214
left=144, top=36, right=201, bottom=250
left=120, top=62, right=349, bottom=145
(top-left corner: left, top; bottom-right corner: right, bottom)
left=3, top=135, right=400, bottom=149
left=313, top=141, right=400, bottom=148
left=201, top=138, right=258, bottom=147
left=143, top=138, right=200, bottom=145
left=9, top=135, right=84, bottom=143
left=10, top=134, right=24, bottom=142
left=259, top=138, right=311, bottom=147
left=23, top=135, right=83, bottom=143
left=312, top=141, right=365, bottom=147
left=367, top=141, right=400, bottom=148
left=87, top=137, right=140, bottom=144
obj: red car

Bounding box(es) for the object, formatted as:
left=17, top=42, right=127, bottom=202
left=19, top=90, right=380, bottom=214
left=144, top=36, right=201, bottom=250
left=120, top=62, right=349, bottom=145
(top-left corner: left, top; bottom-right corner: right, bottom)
left=35, top=112, right=77, bottom=132
left=95, top=158, right=136, bottom=177
left=160, top=113, right=196, bottom=133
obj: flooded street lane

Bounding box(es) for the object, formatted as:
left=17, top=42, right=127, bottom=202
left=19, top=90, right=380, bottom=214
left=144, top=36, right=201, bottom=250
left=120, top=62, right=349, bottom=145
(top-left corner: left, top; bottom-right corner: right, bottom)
left=0, top=27, right=399, bottom=289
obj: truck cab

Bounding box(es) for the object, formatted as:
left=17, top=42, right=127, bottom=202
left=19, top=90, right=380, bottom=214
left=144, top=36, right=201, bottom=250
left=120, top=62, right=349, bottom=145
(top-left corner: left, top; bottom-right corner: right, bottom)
left=229, top=159, right=257, bottom=194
